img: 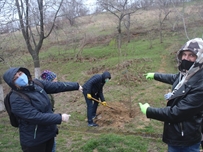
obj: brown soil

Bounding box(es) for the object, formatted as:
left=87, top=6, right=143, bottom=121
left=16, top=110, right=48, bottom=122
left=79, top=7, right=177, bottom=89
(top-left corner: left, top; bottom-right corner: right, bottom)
left=94, top=101, right=139, bottom=128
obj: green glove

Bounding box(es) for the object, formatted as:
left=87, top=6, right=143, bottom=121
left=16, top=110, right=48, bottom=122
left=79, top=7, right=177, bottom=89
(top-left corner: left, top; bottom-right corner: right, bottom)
left=145, top=73, right=154, bottom=80
left=139, top=103, right=150, bottom=115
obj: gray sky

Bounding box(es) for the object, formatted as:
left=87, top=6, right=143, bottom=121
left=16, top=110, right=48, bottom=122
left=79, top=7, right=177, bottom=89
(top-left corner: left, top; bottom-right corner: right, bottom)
left=85, top=0, right=96, bottom=5
left=84, top=0, right=96, bottom=13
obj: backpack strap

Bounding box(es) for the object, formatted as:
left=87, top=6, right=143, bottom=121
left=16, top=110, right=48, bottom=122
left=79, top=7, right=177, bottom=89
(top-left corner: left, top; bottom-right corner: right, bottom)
left=12, top=90, right=30, bottom=102
left=9, top=90, right=32, bottom=127
left=33, top=79, right=44, bottom=89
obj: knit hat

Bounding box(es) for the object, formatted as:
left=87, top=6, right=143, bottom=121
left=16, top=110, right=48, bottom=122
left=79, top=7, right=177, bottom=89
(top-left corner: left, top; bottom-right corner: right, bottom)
left=40, top=70, right=57, bottom=82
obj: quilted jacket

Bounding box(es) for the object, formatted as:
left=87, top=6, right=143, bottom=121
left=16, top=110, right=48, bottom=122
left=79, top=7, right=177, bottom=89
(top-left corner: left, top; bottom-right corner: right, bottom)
left=3, top=67, right=79, bottom=147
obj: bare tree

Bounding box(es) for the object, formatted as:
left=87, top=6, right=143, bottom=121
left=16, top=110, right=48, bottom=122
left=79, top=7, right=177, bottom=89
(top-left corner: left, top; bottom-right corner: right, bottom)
left=139, top=0, right=154, bottom=10
left=123, top=13, right=131, bottom=43
left=97, top=0, right=140, bottom=52
left=0, top=57, right=5, bottom=112
left=60, top=0, right=88, bottom=26
left=11, top=0, right=64, bottom=78
left=171, top=0, right=190, bottom=40
left=155, top=0, right=171, bottom=43
left=0, top=76, right=4, bottom=112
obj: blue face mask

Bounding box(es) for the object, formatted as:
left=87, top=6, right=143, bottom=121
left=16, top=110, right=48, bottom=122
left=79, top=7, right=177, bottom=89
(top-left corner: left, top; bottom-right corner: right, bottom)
left=15, top=73, right=28, bottom=87
left=105, top=78, right=109, bottom=82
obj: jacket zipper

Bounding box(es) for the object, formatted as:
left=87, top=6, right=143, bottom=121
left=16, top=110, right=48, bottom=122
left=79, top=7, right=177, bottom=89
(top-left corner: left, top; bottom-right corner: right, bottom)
left=180, top=122, right=184, bottom=136
left=34, top=125, right=38, bottom=139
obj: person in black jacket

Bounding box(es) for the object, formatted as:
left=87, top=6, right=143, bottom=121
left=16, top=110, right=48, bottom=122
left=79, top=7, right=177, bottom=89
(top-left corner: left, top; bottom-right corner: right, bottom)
left=40, top=70, right=58, bottom=111
left=83, top=71, right=111, bottom=127
left=40, top=70, right=58, bottom=152
left=3, top=67, right=82, bottom=152
left=139, top=38, right=203, bottom=152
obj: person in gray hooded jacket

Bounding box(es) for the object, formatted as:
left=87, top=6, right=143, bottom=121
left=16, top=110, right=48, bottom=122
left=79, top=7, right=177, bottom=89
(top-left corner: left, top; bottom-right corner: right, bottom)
left=139, top=38, right=203, bottom=152
left=3, top=67, right=82, bottom=152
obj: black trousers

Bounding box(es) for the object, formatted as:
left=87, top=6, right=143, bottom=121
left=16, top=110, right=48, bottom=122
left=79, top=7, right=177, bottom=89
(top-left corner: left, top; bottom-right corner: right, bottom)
left=83, top=91, right=99, bottom=124
left=21, top=137, right=54, bottom=152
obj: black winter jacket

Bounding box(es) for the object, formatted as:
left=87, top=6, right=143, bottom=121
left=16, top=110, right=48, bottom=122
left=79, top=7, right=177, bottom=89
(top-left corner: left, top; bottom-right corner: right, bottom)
left=82, top=72, right=111, bottom=101
left=146, top=70, right=203, bottom=146
left=3, top=67, right=79, bottom=147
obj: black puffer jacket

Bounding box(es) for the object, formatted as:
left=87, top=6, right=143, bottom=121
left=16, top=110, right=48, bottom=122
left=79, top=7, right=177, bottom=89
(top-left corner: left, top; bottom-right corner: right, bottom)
left=83, top=71, right=111, bottom=101
left=147, top=70, right=203, bottom=146
left=3, top=67, right=79, bottom=147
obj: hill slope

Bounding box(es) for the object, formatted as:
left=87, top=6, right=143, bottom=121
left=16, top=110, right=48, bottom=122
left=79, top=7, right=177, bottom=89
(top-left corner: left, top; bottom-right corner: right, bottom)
left=1, top=1, right=203, bottom=151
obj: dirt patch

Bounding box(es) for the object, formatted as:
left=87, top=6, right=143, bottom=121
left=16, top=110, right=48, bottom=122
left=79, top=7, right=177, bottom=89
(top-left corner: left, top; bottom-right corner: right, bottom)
left=94, top=101, right=139, bottom=128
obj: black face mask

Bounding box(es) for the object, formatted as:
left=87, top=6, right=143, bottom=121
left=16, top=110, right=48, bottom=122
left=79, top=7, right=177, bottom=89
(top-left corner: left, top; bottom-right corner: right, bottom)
left=179, top=59, right=194, bottom=72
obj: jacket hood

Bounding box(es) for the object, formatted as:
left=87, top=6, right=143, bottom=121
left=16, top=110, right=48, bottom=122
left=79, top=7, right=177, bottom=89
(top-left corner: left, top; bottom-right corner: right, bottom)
left=177, top=38, right=203, bottom=72
left=102, top=71, right=111, bottom=82
left=3, top=67, right=32, bottom=89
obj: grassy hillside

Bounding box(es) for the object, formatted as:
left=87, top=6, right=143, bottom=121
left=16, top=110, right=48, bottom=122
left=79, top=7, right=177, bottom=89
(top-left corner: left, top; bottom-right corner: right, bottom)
left=1, top=1, right=203, bottom=151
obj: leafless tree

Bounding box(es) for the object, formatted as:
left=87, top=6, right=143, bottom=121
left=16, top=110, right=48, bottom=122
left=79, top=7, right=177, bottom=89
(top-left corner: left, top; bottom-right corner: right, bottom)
left=0, top=56, right=4, bottom=112
left=1, top=0, right=64, bottom=78
left=139, top=0, right=154, bottom=10
left=97, top=0, right=141, bottom=53
left=154, top=0, right=171, bottom=43
left=171, top=0, right=190, bottom=40
left=60, top=0, right=88, bottom=26
left=194, top=0, right=203, bottom=38
left=123, top=13, right=131, bottom=43
left=0, top=76, right=4, bottom=112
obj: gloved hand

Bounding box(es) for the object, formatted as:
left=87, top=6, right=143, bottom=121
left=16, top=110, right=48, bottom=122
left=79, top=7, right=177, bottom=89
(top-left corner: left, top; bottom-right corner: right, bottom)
left=101, top=101, right=107, bottom=106
left=78, top=85, right=83, bottom=92
left=87, top=94, right=92, bottom=99
left=139, top=103, right=150, bottom=115
left=144, top=73, right=155, bottom=80
left=62, top=114, right=71, bottom=122
left=164, top=92, right=173, bottom=100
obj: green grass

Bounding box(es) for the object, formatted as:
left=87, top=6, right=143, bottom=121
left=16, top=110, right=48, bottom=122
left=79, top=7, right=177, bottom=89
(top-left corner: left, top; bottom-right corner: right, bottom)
left=88, top=134, right=165, bottom=152
left=56, top=132, right=167, bottom=152
left=0, top=124, right=21, bottom=152
left=0, top=35, right=181, bottom=151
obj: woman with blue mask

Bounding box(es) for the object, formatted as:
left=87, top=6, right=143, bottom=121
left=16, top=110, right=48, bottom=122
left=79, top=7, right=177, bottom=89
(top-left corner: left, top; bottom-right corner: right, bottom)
left=82, top=71, right=111, bottom=127
left=3, top=67, right=83, bottom=152
left=13, top=71, right=29, bottom=87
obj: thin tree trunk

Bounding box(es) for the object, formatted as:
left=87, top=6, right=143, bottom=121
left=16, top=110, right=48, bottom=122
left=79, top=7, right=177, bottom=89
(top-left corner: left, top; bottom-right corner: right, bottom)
left=0, top=77, right=5, bottom=112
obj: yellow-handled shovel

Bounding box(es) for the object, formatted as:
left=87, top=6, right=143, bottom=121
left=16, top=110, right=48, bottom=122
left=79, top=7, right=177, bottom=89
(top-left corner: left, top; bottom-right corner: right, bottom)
left=89, top=96, right=117, bottom=111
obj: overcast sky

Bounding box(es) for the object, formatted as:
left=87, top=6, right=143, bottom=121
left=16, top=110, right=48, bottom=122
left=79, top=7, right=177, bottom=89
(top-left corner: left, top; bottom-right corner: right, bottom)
left=84, top=0, right=96, bottom=13
left=84, top=0, right=96, bottom=5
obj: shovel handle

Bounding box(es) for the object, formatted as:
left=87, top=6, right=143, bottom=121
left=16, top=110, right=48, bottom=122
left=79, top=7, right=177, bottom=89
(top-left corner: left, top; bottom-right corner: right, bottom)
left=90, top=97, right=102, bottom=103
left=90, top=97, right=116, bottom=110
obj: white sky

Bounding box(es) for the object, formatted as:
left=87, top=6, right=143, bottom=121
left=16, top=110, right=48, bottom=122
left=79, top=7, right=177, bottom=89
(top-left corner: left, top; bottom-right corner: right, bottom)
left=84, top=0, right=96, bottom=5
left=84, top=0, right=96, bottom=13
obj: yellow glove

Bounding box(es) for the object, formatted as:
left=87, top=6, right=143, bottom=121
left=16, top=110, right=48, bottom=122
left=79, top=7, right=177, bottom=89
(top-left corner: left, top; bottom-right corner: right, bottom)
left=87, top=94, right=92, bottom=99
left=101, top=102, right=107, bottom=106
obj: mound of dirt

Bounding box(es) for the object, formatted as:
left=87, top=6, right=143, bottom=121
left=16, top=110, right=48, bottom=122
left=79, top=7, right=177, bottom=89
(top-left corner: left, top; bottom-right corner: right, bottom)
left=94, top=102, right=139, bottom=128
